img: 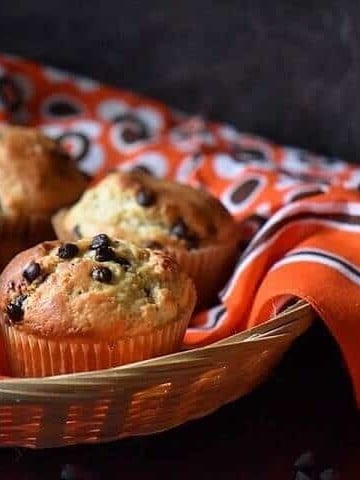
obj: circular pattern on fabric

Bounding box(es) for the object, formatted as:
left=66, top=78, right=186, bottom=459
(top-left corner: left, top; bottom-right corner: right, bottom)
left=42, top=67, right=100, bottom=92
left=222, top=176, right=266, bottom=214
left=108, top=108, right=164, bottom=153
left=285, top=186, right=326, bottom=204
left=134, top=106, right=164, bottom=135
left=217, top=124, right=241, bottom=143
left=59, top=136, right=103, bottom=176
left=110, top=112, right=150, bottom=147
left=41, top=94, right=84, bottom=119
left=42, top=67, right=72, bottom=83
left=97, top=99, right=129, bottom=122
left=231, top=178, right=262, bottom=204
left=232, top=145, right=269, bottom=164
left=281, top=148, right=346, bottom=175
left=98, top=100, right=163, bottom=153
left=0, top=74, right=23, bottom=113
left=298, top=151, right=344, bottom=171
left=57, top=132, right=90, bottom=163
left=213, top=144, right=273, bottom=180
left=169, top=121, right=215, bottom=152
left=274, top=174, right=301, bottom=191
left=12, top=74, right=34, bottom=101
left=42, top=121, right=104, bottom=175
left=213, top=153, right=246, bottom=179
left=176, top=153, right=203, bottom=183
left=343, top=170, right=360, bottom=190
left=119, top=152, right=169, bottom=178
left=73, top=75, right=99, bottom=92
left=255, top=202, right=272, bottom=216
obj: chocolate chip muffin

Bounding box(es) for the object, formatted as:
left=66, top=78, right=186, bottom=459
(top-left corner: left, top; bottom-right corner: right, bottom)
left=53, top=171, right=241, bottom=307
left=0, top=126, right=88, bottom=269
left=0, top=236, right=196, bottom=377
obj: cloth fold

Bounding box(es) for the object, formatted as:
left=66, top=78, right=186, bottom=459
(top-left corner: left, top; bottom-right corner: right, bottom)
left=0, top=54, right=359, bottom=404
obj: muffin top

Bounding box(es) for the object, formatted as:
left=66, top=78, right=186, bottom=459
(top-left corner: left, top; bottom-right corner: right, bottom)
left=0, top=126, right=88, bottom=216
left=55, top=171, right=238, bottom=250
left=0, top=236, right=196, bottom=340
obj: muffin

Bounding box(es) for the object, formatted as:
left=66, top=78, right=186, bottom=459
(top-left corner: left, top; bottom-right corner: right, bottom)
left=52, top=171, right=241, bottom=307
left=0, top=125, right=88, bottom=269
left=0, top=236, right=196, bottom=377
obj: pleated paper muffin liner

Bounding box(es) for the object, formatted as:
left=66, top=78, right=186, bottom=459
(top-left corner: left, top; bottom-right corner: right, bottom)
left=169, top=237, right=240, bottom=310
left=0, top=214, right=55, bottom=271
left=1, top=306, right=195, bottom=377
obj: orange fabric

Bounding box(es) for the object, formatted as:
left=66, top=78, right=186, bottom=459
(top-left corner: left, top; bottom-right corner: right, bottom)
left=1, top=54, right=360, bottom=404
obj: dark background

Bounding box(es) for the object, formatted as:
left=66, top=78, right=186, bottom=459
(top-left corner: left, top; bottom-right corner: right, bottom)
left=0, top=1, right=360, bottom=478
left=2, top=0, right=360, bottom=161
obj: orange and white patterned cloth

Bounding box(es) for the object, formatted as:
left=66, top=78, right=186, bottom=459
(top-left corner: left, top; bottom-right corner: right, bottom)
left=1, top=54, right=360, bottom=404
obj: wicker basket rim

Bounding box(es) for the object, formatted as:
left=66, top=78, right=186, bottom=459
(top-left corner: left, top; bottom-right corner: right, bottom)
left=0, top=301, right=312, bottom=387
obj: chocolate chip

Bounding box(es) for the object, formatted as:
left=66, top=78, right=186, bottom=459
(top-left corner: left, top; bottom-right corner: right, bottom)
left=73, top=225, right=82, bottom=239
left=22, top=262, right=41, bottom=283
left=144, top=241, right=163, bottom=250
left=143, top=287, right=152, bottom=297
left=6, top=302, right=23, bottom=322
left=114, top=256, right=131, bottom=270
left=135, top=189, right=155, bottom=207
left=91, top=266, right=112, bottom=283
left=90, top=234, right=110, bottom=250
left=57, top=243, right=79, bottom=260
left=170, top=219, right=188, bottom=239
left=6, top=295, right=27, bottom=323
left=95, top=246, right=115, bottom=262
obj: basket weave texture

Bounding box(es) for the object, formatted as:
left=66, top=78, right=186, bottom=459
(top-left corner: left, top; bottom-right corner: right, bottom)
left=0, top=301, right=314, bottom=449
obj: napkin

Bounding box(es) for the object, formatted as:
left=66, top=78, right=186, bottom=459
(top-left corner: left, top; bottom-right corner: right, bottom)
left=0, top=54, right=359, bottom=404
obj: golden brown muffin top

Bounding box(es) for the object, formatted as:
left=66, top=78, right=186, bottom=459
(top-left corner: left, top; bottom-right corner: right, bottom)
left=0, top=126, right=88, bottom=216
left=55, top=171, right=238, bottom=250
left=0, top=237, right=196, bottom=340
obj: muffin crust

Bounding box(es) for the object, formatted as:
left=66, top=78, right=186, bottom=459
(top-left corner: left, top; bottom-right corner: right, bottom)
left=0, top=237, right=196, bottom=340
left=0, top=126, right=87, bottom=215
left=54, top=171, right=237, bottom=250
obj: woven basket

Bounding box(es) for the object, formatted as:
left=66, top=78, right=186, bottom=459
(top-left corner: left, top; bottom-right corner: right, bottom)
left=0, top=301, right=314, bottom=449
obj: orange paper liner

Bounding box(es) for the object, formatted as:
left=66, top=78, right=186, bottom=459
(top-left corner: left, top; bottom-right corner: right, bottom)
left=1, top=308, right=193, bottom=377
left=169, top=238, right=240, bottom=309
left=0, top=214, right=55, bottom=271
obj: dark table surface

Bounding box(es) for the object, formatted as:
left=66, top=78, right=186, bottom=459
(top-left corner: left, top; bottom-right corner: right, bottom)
left=0, top=324, right=359, bottom=479
left=0, top=1, right=360, bottom=478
